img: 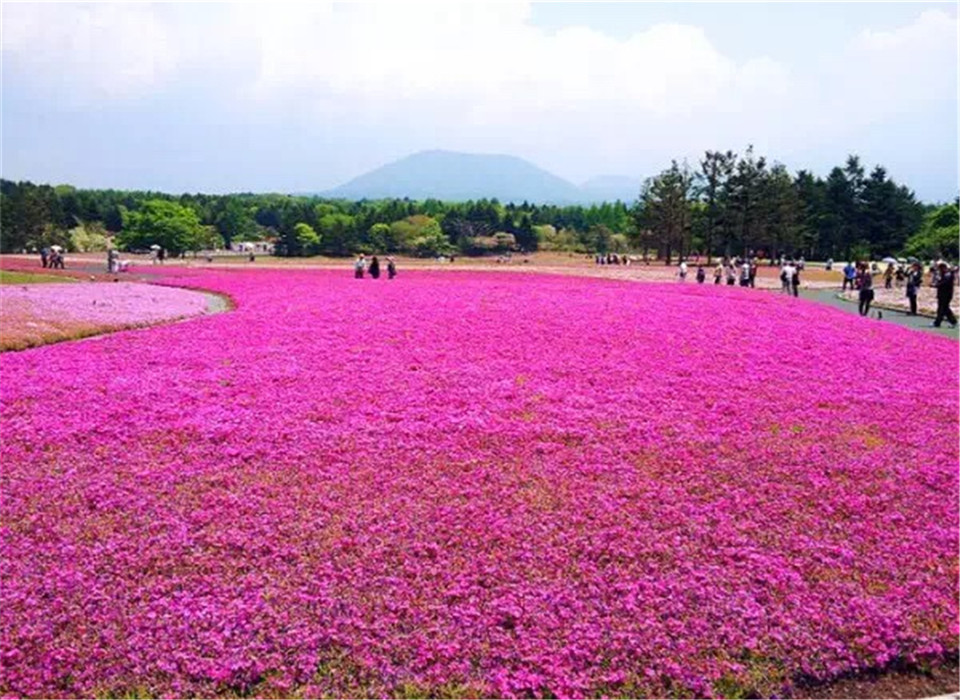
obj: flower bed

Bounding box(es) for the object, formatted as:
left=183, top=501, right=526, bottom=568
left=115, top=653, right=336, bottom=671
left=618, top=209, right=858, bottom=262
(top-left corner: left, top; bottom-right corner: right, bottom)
left=1, top=269, right=957, bottom=698
left=0, top=282, right=211, bottom=350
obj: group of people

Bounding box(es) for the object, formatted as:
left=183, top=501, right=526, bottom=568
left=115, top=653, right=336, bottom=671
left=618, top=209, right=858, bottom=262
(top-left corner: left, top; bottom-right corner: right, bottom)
left=354, top=254, right=397, bottom=280
left=677, top=256, right=794, bottom=292
left=594, top=253, right=645, bottom=266
left=843, top=259, right=957, bottom=324
left=39, top=247, right=65, bottom=269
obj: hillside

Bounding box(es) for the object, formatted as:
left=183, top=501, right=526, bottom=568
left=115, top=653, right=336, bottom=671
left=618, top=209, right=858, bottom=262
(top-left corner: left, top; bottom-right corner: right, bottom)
left=324, top=150, right=589, bottom=204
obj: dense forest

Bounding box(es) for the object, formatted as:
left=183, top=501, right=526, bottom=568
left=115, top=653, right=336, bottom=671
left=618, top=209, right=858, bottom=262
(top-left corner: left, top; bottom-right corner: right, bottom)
left=1, top=149, right=957, bottom=262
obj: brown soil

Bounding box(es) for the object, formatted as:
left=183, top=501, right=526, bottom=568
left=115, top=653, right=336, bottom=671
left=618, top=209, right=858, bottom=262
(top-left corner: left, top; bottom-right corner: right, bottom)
left=793, top=658, right=959, bottom=699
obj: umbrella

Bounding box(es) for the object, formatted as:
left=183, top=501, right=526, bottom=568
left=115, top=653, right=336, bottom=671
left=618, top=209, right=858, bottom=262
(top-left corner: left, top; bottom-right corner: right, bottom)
left=907, top=256, right=919, bottom=263
left=149, top=244, right=162, bottom=250
left=50, top=245, right=63, bottom=252
left=881, top=256, right=898, bottom=264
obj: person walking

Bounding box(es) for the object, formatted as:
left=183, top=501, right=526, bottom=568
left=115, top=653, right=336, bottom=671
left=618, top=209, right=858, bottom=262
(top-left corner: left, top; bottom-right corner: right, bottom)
left=895, top=264, right=906, bottom=289
left=40, top=247, right=50, bottom=269
left=387, top=257, right=397, bottom=280
left=906, top=263, right=922, bottom=316
left=780, top=260, right=795, bottom=294
left=932, top=261, right=958, bottom=328
left=354, top=254, right=366, bottom=279
left=884, top=263, right=894, bottom=289
left=858, top=266, right=874, bottom=316
left=696, top=264, right=706, bottom=284
left=714, top=261, right=723, bottom=285
left=842, top=261, right=856, bottom=291
left=369, top=256, right=381, bottom=280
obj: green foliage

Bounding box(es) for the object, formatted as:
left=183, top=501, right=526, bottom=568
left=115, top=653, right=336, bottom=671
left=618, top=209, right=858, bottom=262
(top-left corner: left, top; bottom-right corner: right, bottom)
left=317, top=213, right=355, bottom=256
left=293, top=223, right=321, bottom=255
left=0, top=153, right=934, bottom=261
left=117, top=199, right=203, bottom=255
left=69, top=223, right=111, bottom=252
left=904, top=202, right=959, bottom=260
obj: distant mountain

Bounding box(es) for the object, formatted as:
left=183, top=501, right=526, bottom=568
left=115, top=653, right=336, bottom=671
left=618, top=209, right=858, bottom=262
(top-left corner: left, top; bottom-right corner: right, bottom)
left=323, top=150, right=605, bottom=204
left=579, top=175, right=643, bottom=204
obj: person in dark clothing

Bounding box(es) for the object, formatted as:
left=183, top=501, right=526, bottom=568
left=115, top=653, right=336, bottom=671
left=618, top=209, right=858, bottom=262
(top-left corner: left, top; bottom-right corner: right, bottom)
left=158, top=247, right=166, bottom=263
left=858, top=267, right=874, bottom=316
left=40, top=248, right=49, bottom=268
left=933, top=262, right=958, bottom=327
left=369, top=256, right=381, bottom=279
left=906, top=264, right=922, bottom=316
left=387, top=257, right=397, bottom=280
left=791, top=265, right=801, bottom=297
left=695, top=265, right=705, bottom=284
left=884, top=264, right=894, bottom=289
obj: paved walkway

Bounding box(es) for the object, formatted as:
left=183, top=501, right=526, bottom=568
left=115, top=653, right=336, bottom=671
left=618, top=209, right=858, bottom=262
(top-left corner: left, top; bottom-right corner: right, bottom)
left=801, top=289, right=959, bottom=340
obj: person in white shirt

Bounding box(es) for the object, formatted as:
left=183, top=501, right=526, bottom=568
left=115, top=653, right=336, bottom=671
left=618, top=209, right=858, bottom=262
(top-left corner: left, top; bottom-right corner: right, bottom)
left=679, top=260, right=688, bottom=281
left=781, top=262, right=796, bottom=294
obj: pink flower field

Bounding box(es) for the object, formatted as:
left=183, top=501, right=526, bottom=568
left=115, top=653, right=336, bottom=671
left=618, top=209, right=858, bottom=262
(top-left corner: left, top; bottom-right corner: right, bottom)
left=1, top=268, right=957, bottom=698
left=0, top=282, right=212, bottom=351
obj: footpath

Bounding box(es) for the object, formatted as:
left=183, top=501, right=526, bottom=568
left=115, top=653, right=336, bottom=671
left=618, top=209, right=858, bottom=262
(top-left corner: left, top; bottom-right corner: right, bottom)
left=801, top=288, right=959, bottom=340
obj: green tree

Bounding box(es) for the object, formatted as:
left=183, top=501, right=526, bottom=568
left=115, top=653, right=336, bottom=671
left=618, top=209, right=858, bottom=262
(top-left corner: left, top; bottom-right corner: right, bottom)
left=638, top=160, right=694, bottom=264
left=117, top=199, right=203, bottom=255
left=215, top=199, right=258, bottom=248
left=904, top=202, right=959, bottom=260
left=294, top=223, right=322, bottom=255
left=696, top=150, right=735, bottom=262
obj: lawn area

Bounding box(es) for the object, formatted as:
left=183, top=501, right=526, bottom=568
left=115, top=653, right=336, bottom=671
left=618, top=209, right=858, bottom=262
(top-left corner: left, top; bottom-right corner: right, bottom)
left=1, top=267, right=956, bottom=698
left=0, top=269, right=77, bottom=285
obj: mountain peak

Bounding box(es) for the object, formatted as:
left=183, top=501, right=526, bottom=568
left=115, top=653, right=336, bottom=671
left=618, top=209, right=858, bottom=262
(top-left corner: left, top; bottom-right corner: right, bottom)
left=325, top=151, right=589, bottom=203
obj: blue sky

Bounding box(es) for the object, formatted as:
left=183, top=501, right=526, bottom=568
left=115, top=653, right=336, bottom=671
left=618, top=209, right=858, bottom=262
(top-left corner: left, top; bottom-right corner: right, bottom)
left=2, top=2, right=957, bottom=201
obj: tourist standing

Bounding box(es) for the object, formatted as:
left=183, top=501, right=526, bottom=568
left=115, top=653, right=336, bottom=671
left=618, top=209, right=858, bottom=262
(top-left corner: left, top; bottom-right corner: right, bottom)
left=678, top=260, right=688, bottom=281
left=696, top=265, right=705, bottom=284
left=791, top=263, right=801, bottom=297
left=158, top=247, right=166, bottom=264
left=369, top=256, right=381, bottom=280
left=749, top=258, right=758, bottom=288
left=354, top=254, right=366, bottom=279
left=933, top=262, right=958, bottom=328
left=906, top=263, right=922, bottom=316
left=858, top=267, right=874, bottom=316
left=842, top=261, right=856, bottom=291
left=40, top=247, right=49, bottom=269
left=739, top=260, right=751, bottom=287
left=387, top=257, right=397, bottom=280
left=725, top=262, right=737, bottom=286
left=780, top=261, right=795, bottom=294
left=884, top=264, right=894, bottom=289
left=714, top=261, right=723, bottom=285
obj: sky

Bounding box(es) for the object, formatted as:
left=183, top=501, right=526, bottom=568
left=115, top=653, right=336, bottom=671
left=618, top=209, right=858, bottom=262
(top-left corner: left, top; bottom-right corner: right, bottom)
left=1, top=2, right=958, bottom=202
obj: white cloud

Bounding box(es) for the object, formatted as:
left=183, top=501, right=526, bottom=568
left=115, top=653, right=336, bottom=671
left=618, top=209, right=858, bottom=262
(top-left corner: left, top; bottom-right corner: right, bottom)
left=1, top=3, right=179, bottom=101
left=1, top=2, right=956, bottom=194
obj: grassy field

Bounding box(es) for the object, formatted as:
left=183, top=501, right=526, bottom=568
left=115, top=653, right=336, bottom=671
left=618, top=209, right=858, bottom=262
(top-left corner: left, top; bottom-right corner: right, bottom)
left=0, top=270, right=77, bottom=285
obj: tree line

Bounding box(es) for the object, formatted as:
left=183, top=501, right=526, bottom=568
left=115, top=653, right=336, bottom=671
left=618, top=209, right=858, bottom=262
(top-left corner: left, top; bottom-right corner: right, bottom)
left=1, top=148, right=956, bottom=261
left=637, top=148, right=955, bottom=263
